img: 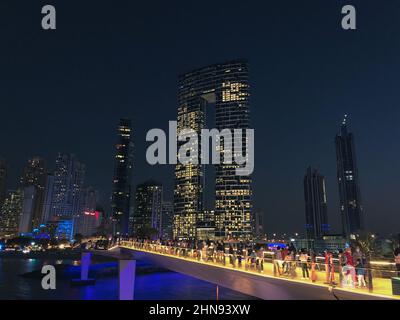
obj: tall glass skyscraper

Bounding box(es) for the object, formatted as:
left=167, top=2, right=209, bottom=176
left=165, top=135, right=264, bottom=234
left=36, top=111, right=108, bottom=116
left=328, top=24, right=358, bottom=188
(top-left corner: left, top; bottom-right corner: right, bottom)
left=111, top=119, right=134, bottom=236
left=335, top=115, right=364, bottom=237
left=50, top=153, right=85, bottom=220
left=173, top=60, right=252, bottom=240
left=20, top=157, right=47, bottom=229
left=303, top=167, right=329, bottom=239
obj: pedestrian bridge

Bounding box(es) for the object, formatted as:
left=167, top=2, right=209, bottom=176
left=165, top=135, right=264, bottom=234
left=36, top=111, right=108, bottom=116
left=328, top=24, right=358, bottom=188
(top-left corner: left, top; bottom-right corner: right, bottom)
left=107, top=242, right=399, bottom=300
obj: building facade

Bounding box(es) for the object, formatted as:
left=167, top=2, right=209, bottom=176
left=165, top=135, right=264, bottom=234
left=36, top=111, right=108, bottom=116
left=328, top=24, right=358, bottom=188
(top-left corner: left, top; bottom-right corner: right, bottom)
left=0, top=190, right=23, bottom=237
left=196, top=210, right=216, bottom=240
left=20, top=157, right=47, bottom=230
left=173, top=60, right=252, bottom=240
left=41, top=174, right=54, bottom=224
left=75, top=187, right=100, bottom=237
left=161, top=201, right=174, bottom=240
left=18, top=186, right=37, bottom=234
left=49, top=153, right=86, bottom=220
left=111, top=119, right=134, bottom=236
left=335, top=116, right=364, bottom=237
left=133, top=181, right=163, bottom=238
left=303, top=167, right=329, bottom=239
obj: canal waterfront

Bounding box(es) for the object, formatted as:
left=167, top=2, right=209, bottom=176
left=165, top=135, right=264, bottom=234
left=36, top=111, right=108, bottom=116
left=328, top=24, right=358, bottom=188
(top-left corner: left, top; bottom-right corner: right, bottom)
left=0, top=255, right=257, bottom=300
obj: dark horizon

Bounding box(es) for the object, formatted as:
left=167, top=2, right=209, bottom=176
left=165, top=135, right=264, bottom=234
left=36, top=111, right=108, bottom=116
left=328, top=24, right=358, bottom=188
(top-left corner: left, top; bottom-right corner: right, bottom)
left=1, top=0, right=400, bottom=236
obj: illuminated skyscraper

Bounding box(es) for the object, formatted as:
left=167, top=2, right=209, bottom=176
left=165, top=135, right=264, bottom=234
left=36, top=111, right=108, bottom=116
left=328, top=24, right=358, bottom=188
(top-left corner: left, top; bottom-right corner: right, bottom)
left=111, top=119, right=134, bottom=235
left=335, top=115, right=364, bottom=237
left=50, top=153, right=85, bottom=220
left=20, top=157, right=47, bottom=229
left=133, top=181, right=162, bottom=237
left=303, top=167, right=329, bottom=240
left=0, top=190, right=23, bottom=237
left=173, top=60, right=252, bottom=240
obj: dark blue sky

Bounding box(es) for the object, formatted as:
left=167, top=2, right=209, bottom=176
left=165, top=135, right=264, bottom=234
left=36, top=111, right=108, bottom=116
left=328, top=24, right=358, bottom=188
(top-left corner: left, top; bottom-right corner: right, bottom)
left=1, top=0, right=399, bottom=236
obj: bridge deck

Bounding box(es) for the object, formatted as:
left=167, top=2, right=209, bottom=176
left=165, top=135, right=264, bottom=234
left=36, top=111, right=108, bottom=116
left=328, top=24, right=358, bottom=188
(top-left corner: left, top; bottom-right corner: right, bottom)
left=117, top=242, right=398, bottom=300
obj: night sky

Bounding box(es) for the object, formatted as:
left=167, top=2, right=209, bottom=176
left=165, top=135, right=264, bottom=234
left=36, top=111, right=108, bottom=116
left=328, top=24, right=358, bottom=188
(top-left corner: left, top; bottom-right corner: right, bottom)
left=1, top=0, right=399, bottom=236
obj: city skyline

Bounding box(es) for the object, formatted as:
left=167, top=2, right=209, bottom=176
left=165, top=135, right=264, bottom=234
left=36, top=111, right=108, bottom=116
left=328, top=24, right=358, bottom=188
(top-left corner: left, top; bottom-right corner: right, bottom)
left=1, top=1, right=400, bottom=236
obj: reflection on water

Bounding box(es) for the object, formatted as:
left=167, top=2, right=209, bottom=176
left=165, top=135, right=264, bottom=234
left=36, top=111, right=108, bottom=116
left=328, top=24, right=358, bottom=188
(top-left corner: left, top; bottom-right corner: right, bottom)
left=0, top=257, right=256, bottom=300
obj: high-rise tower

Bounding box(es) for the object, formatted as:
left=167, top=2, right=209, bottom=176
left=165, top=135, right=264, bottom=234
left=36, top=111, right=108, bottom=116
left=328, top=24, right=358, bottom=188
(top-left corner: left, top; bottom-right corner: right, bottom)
left=20, top=157, right=47, bottom=229
left=0, top=190, right=23, bottom=237
left=173, top=60, right=252, bottom=240
left=133, top=181, right=163, bottom=238
left=303, top=167, right=329, bottom=239
left=111, top=119, right=134, bottom=236
left=50, top=153, right=85, bottom=219
left=335, top=115, right=364, bottom=237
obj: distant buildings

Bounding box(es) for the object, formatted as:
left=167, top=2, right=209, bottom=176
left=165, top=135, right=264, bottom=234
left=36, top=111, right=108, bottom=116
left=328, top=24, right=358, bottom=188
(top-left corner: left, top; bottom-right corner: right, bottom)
left=133, top=181, right=162, bottom=237
left=49, top=153, right=86, bottom=220
left=0, top=190, right=23, bottom=237
left=18, top=186, right=37, bottom=234
left=46, top=218, right=74, bottom=240
left=41, top=174, right=54, bottom=224
left=303, top=167, right=329, bottom=239
left=173, top=60, right=252, bottom=240
left=111, top=119, right=134, bottom=236
left=0, top=159, right=6, bottom=207
left=335, top=115, right=364, bottom=237
left=161, top=201, right=173, bottom=240
left=75, top=188, right=101, bottom=237
left=20, top=157, right=47, bottom=229
left=253, top=211, right=265, bottom=238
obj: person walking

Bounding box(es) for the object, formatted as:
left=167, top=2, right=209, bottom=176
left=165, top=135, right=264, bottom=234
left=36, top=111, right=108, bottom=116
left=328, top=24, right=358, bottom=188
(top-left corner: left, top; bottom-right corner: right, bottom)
left=229, top=244, right=235, bottom=267
left=283, top=251, right=292, bottom=275
left=310, top=252, right=317, bottom=283
left=343, top=247, right=356, bottom=288
left=299, top=250, right=309, bottom=279
left=355, top=258, right=367, bottom=288
left=274, top=247, right=283, bottom=275
left=324, top=250, right=335, bottom=284
left=237, top=244, right=243, bottom=268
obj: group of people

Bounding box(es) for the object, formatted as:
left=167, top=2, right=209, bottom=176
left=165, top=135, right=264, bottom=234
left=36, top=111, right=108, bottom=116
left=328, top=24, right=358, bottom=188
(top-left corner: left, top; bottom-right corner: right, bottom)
left=127, top=238, right=267, bottom=271
left=257, top=244, right=371, bottom=289
left=338, top=247, right=368, bottom=288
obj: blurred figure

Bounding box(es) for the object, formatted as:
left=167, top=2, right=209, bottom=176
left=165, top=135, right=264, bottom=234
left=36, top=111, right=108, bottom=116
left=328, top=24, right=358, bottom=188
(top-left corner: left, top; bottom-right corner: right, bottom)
left=355, top=258, right=366, bottom=287
left=395, top=245, right=400, bottom=277
left=256, top=246, right=264, bottom=272
left=299, top=250, right=309, bottom=279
